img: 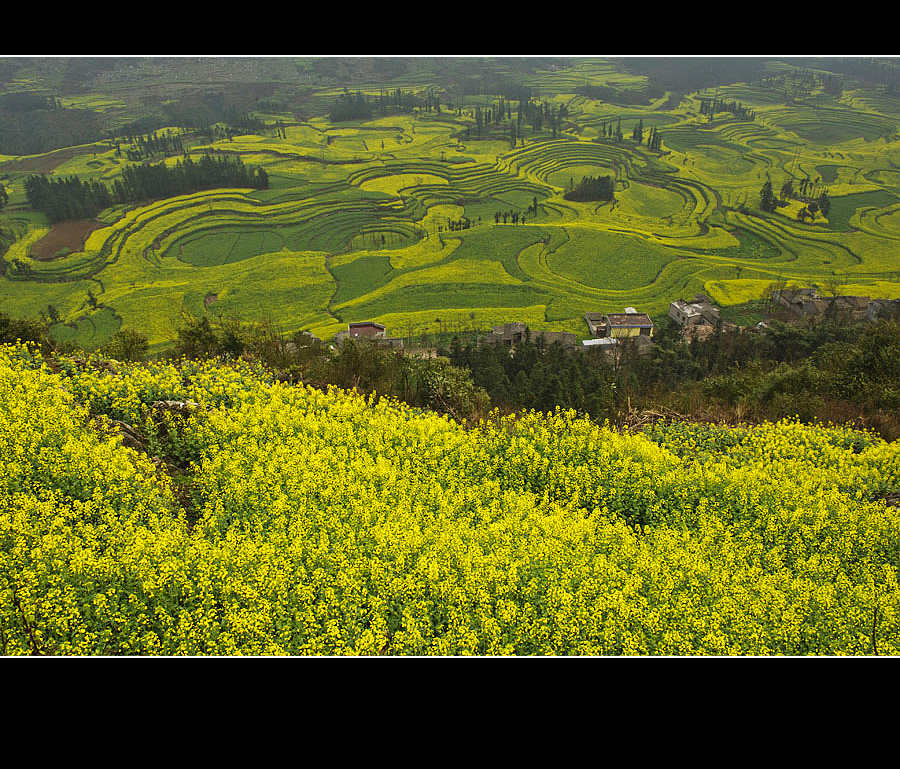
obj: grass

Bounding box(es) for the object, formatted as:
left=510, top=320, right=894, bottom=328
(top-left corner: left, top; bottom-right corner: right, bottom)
left=49, top=306, right=121, bottom=349
left=826, top=189, right=899, bottom=231
left=546, top=227, right=680, bottom=290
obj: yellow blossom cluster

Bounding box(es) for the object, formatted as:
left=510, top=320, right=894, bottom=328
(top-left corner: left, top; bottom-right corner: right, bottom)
left=1, top=342, right=898, bottom=655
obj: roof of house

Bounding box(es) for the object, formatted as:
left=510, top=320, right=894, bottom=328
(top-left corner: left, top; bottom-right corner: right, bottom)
left=670, top=298, right=720, bottom=320
left=349, top=321, right=386, bottom=330
left=604, top=312, right=653, bottom=327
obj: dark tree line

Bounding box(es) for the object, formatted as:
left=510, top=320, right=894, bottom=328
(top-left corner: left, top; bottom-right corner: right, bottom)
left=330, top=88, right=421, bottom=122
left=596, top=118, right=624, bottom=142
left=24, top=175, right=113, bottom=222
left=622, top=58, right=767, bottom=95
left=0, top=93, right=62, bottom=111
left=699, top=96, right=755, bottom=121
left=811, top=58, right=897, bottom=93
left=0, top=107, right=105, bottom=156
left=563, top=175, right=614, bottom=203
left=25, top=154, right=268, bottom=223
left=519, top=99, right=567, bottom=136
left=760, top=180, right=778, bottom=213
left=117, top=131, right=186, bottom=162
left=224, top=108, right=268, bottom=133
left=442, top=216, right=476, bottom=231
left=463, top=99, right=567, bottom=140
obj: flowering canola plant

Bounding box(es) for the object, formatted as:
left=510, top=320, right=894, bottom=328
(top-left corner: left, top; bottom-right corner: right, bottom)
left=1, top=342, right=899, bottom=655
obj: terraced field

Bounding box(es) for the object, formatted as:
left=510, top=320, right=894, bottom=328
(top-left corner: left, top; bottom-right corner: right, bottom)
left=2, top=58, right=899, bottom=349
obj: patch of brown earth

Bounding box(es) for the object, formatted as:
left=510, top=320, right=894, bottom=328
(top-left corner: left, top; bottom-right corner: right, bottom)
left=0, top=142, right=110, bottom=174
left=31, top=219, right=106, bottom=260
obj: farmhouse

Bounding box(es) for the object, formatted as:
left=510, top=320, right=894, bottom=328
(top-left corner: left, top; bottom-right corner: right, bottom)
left=584, top=312, right=606, bottom=336
left=772, top=287, right=820, bottom=315
left=586, top=308, right=654, bottom=339
left=348, top=321, right=386, bottom=338
left=772, top=288, right=870, bottom=321
left=669, top=294, right=721, bottom=328
left=484, top=322, right=577, bottom=348
left=334, top=322, right=404, bottom=348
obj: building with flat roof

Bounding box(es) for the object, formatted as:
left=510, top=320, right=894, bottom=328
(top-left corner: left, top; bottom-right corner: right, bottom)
left=669, top=295, right=721, bottom=328
left=587, top=312, right=653, bottom=339
left=586, top=308, right=654, bottom=338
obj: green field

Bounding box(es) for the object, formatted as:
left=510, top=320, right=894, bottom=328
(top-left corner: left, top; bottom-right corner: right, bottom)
left=2, top=57, right=900, bottom=349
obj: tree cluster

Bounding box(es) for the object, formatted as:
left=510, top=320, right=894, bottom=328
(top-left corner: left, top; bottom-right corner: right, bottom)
left=596, top=118, right=624, bottom=142
left=563, top=175, right=614, bottom=203
left=172, top=315, right=490, bottom=422
left=26, top=154, right=268, bottom=223
left=444, top=313, right=900, bottom=437
left=118, top=131, right=186, bottom=162
left=330, top=88, right=422, bottom=122
left=493, top=210, right=527, bottom=224
left=699, top=96, right=755, bottom=121
left=24, top=175, right=114, bottom=223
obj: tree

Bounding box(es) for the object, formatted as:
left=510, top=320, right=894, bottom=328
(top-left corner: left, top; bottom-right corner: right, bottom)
left=174, top=315, right=220, bottom=359
left=101, top=329, right=149, bottom=362
left=760, top=180, right=777, bottom=213
left=780, top=179, right=794, bottom=200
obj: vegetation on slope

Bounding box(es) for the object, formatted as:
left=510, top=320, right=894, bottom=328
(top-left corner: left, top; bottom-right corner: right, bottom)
left=1, top=341, right=899, bottom=655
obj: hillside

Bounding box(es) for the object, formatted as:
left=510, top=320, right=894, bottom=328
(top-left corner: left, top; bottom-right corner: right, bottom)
left=2, top=342, right=899, bottom=655
left=1, top=57, right=899, bottom=351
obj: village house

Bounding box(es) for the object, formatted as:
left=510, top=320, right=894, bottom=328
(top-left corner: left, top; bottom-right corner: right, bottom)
left=772, top=288, right=871, bottom=322
left=334, top=322, right=403, bottom=348
left=584, top=312, right=606, bottom=337
left=348, top=321, right=386, bottom=338
left=668, top=294, right=721, bottom=328
left=283, top=331, right=323, bottom=355
left=772, top=287, right=821, bottom=315
left=483, top=322, right=577, bottom=348
left=585, top=307, right=654, bottom=339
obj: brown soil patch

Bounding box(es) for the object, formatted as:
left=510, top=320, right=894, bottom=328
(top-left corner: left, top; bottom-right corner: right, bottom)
left=31, top=219, right=106, bottom=261
left=204, top=293, right=218, bottom=307
left=1, top=142, right=111, bottom=174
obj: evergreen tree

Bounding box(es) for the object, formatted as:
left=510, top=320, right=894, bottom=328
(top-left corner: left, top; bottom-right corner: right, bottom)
left=760, top=180, right=777, bottom=213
